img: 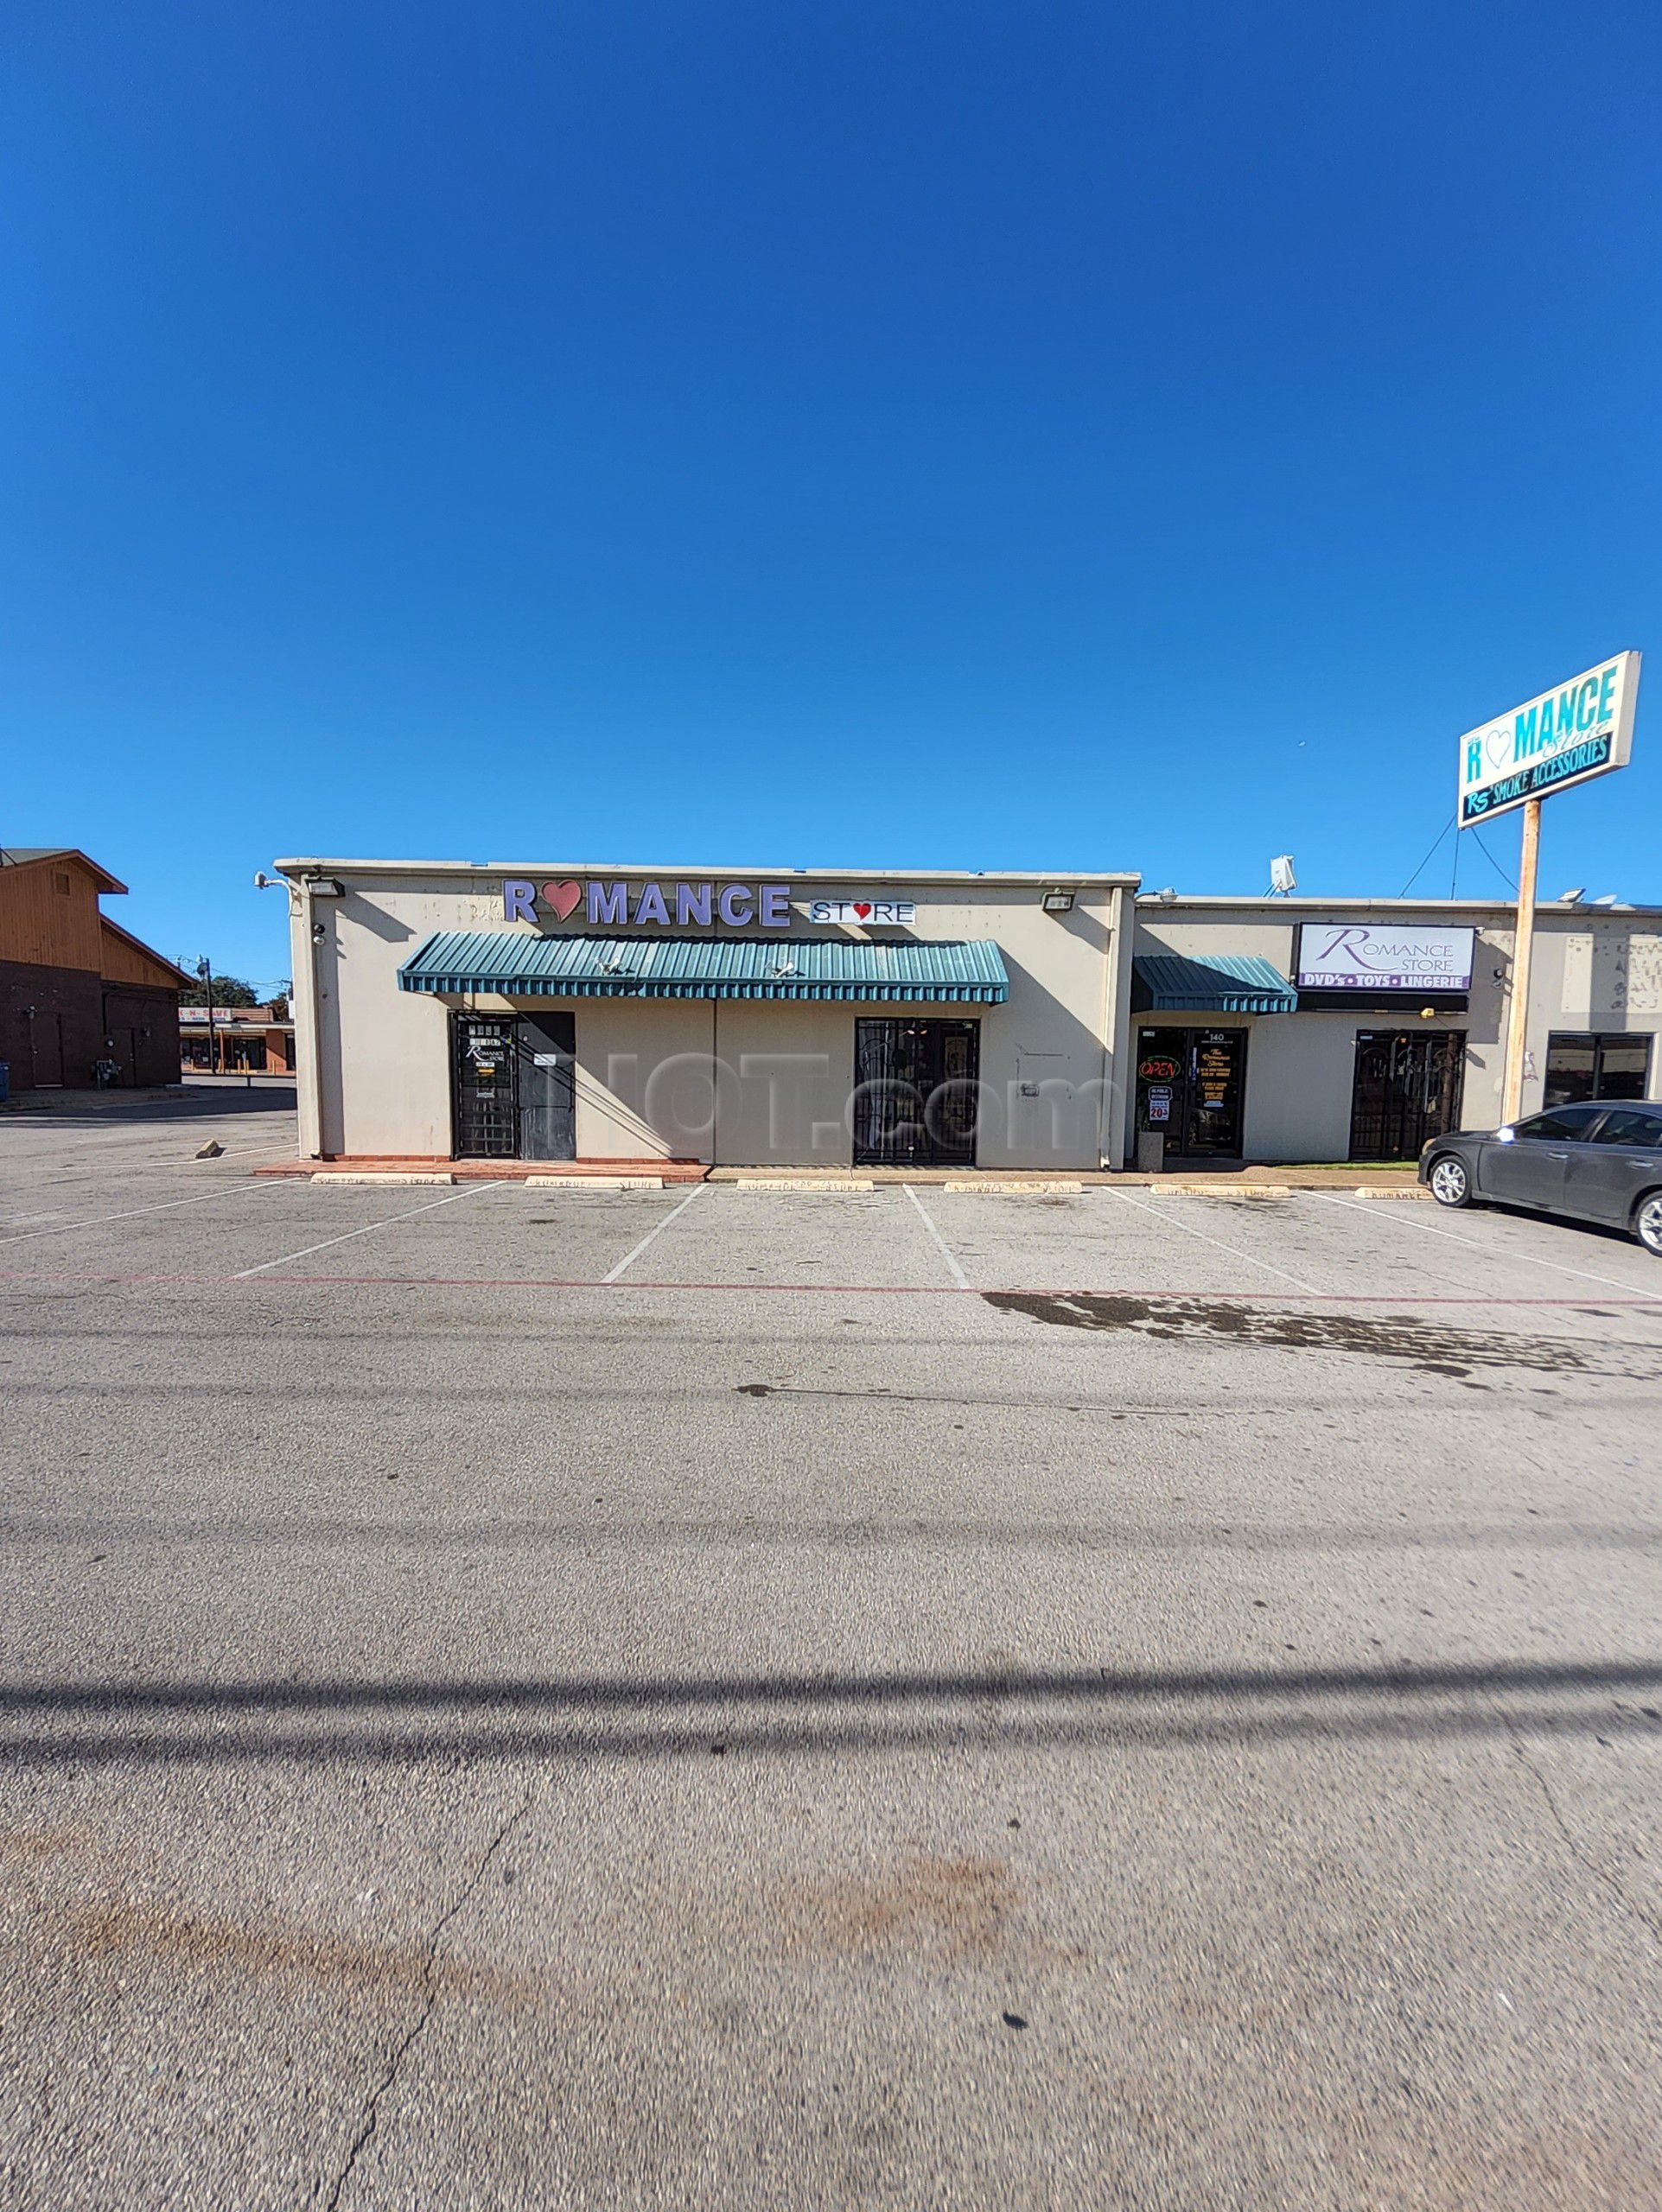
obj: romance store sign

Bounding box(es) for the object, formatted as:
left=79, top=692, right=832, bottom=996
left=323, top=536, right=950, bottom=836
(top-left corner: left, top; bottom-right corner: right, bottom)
left=501, top=880, right=915, bottom=928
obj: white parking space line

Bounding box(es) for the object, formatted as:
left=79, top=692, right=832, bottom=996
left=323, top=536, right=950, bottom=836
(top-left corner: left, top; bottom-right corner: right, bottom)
left=233, top=1182, right=501, bottom=1278
left=0, top=1180, right=290, bottom=1247
left=1111, top=1189, right=1320, bottom=1293
left=902, top=1183, right=971, bottom=1289
left=1317, top=1192, right=1662, bottom=1302
left=602, top=1182, right=706, bottom=1283
left=1, top=1153, right=295, bottom=1227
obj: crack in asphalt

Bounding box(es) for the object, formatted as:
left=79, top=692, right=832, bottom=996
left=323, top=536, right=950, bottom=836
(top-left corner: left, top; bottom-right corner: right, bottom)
left=1498, top=1710, right=1662, bottom=1953
left=315, top=1790, right=534, bottom=2210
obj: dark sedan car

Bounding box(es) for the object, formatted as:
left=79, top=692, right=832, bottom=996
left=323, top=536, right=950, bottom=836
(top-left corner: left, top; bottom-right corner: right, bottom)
left=1418, top=1099, right=1662, bottom=1255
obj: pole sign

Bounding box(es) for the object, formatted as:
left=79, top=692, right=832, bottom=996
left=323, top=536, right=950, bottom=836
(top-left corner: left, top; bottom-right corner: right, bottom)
left=1457, top=652, right=1640, bottom=825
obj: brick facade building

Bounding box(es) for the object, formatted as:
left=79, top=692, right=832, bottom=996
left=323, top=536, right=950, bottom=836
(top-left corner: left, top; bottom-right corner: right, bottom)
left=0, top=848, right=189, bottom=1091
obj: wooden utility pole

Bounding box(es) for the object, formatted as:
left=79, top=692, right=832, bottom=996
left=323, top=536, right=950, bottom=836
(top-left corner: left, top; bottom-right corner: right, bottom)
left=198, top=957, right=219, bottom=1078
left=1500, top=798, right=1541, bottom=1124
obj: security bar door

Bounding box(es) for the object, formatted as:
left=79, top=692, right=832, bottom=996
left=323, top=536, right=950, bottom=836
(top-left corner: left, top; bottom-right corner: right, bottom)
left=853, top=1019, right=981, bottom=1168
left=1348, top=1032, right=1465, bottom=1161
left=453, top=1013, right=577, bottom=1160
left=453, top=1014, right=519, bottom=1158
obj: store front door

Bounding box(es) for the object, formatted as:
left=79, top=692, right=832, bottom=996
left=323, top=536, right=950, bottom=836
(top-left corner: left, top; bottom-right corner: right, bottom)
left=452, top=1013, right=576, bottom=1160
left=514, top=1014, right=576, bottom=1161
left=28, top=1014, right=65, bottom=1088
left=1347, top=1032, right=1465, bottom=1161
left=853, top=1018, right=981, bottom=1168
left=453, top=1014, right=519, bottom=1157
left=1135, top=1027, right=1247, bottom=1158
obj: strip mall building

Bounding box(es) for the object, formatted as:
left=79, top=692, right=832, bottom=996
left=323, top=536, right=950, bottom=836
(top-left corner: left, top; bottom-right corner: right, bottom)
left=279, top=858, right=1662, bottom=1172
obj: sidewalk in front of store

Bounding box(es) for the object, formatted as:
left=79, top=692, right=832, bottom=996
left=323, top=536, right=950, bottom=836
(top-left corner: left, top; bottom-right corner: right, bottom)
left=710, top=1161, right=1426, bottom=1190
left=252, top=1155, right=1425, bottom=1191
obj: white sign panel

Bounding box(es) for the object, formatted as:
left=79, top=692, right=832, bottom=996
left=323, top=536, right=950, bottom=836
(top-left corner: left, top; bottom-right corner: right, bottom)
left=806, top=899, right=916, bottom=925
left=1296, top=924, right=1474, bottom=994
left=1458, top=652, right=1640, bottom=825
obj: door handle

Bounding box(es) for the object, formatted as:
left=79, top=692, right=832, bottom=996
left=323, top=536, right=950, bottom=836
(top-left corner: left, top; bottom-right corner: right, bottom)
left=1546, top=1149, right=1569, bottom=1160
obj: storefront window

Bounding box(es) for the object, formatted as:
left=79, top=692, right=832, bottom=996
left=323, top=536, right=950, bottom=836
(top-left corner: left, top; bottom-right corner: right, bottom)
left=1544, top=1033, right=1651, bottom=1108
left=1134, top=1028, right=1246, bottom=1157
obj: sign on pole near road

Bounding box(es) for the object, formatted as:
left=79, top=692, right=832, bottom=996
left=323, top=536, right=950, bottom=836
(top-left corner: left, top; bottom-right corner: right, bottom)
left=1457, top=652, right=1640, bottom=825
left=1456, top=650, right=1643, bottom=1124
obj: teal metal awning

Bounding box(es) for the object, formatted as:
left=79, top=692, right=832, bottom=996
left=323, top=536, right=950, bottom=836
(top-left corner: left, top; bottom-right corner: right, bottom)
left=1132, top=952, right=1297, bottom=1015
left=398, top=931, right=1010, bottom=1003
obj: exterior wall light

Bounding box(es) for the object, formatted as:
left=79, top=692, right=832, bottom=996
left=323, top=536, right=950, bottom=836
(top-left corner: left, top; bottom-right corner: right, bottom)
left=1041, top=889, right=1074, bottom=912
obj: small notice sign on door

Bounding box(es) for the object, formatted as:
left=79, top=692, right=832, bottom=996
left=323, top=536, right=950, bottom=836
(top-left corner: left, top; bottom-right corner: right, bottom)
left=532, top=1053, right=562, bottom=1068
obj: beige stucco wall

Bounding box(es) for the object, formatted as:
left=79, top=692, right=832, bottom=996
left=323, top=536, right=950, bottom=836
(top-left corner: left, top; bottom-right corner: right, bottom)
left=1133, top=903, right=1662, bottom=1162
left=1525, top=924, right=1662, bottom=1038
left=284, top=867, right=1136, bottom=1169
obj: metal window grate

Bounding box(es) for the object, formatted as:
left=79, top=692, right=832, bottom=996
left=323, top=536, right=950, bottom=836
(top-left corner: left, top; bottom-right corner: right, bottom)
left=1348, top=1032, right=1466, bottom=1161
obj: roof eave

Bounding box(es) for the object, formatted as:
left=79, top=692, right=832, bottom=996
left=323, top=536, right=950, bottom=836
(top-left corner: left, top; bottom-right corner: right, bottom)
left=98, top=914, right=193, bottom=985
left=1, top=847, right=127, bottom=894
left=277, top=858, right=1140, bottom=889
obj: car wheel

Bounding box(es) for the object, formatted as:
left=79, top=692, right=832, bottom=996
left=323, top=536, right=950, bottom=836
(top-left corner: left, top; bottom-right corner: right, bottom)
left=1634, top=1192, right=1662, bottom=1258
left=1429, top=1154, right=1472, bottom=1209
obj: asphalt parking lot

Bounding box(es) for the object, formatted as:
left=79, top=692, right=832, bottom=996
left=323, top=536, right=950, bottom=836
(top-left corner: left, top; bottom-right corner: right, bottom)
left=3, top=1091, right=1661, bottom=2209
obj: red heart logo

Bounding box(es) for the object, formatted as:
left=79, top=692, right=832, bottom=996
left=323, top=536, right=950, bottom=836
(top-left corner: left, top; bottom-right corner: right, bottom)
left=542, top=880, right=583, bottom=920
left=853, top=901, right=873, bottom=920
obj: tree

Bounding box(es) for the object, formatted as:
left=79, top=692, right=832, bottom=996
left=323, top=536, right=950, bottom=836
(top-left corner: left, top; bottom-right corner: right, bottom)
left=179, top=973, right=260, bottom=1007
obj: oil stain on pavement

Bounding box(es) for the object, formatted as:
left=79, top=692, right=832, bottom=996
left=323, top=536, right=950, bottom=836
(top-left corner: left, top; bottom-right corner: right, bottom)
left=983, top=1292, right=1662, bottom=1383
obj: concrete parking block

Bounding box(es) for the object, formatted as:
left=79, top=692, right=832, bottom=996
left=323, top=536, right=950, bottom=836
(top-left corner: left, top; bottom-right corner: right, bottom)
left=1355, top=1184, right=1431, bottom=1198
left=734, top=1177, right=876, bottom=1191
left=310, top=1170, right=456, bottom=1185
left=527, top=1173, right=665, bottom=1190
left=1163, top=1183, right=1292, bottom=1198
left=943, top=1179, right=1084, bottom=1193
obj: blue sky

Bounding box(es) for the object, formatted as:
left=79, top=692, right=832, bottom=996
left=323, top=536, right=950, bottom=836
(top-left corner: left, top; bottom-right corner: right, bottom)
left=3, top=0, right=1659, bottom=988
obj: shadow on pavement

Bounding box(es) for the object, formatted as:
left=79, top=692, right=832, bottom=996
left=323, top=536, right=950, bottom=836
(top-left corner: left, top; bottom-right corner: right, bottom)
left=2, top=1087, right=296, bottom=1131
left=2, top=1656, right=1657, bottom=1764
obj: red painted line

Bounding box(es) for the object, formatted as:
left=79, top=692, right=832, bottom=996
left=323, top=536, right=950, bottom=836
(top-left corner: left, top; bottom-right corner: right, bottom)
left=1, top=1268, right=1659, bottom=1306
